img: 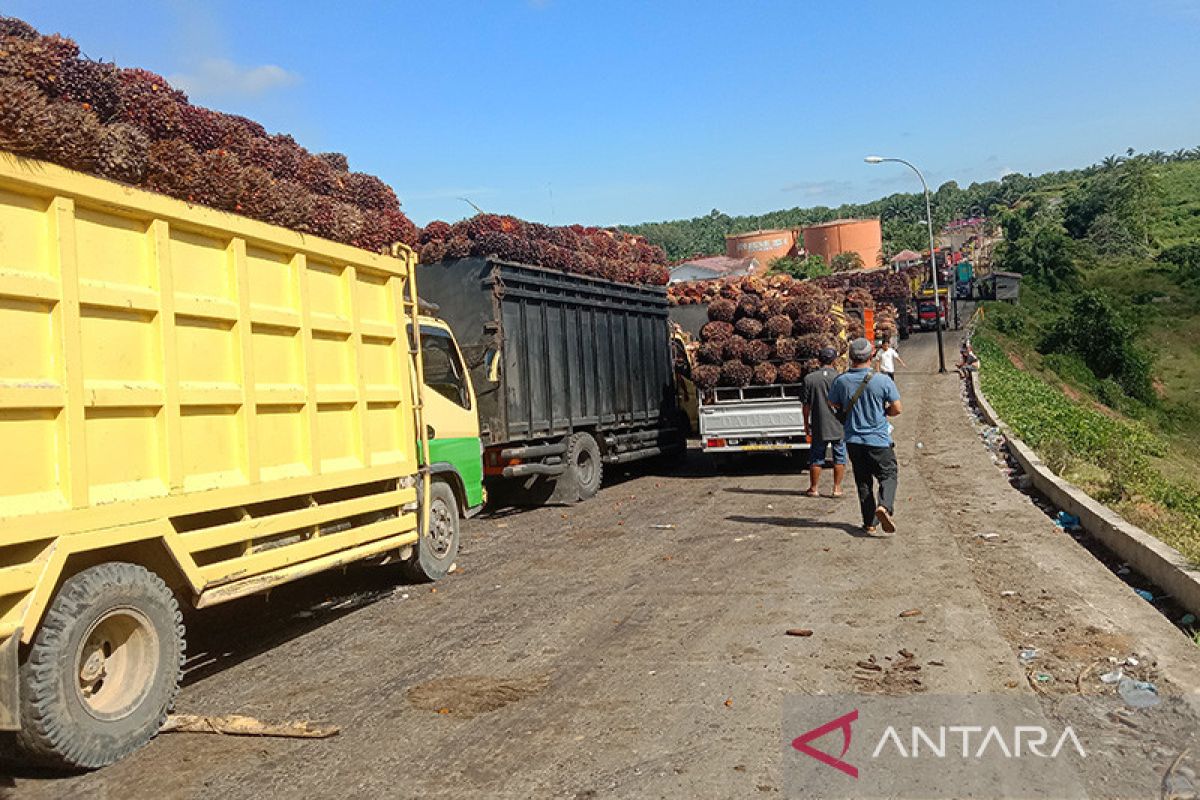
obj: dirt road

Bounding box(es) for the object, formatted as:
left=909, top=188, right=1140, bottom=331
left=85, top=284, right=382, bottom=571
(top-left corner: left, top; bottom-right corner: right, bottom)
left=6, top=330, right=1200, bottom=799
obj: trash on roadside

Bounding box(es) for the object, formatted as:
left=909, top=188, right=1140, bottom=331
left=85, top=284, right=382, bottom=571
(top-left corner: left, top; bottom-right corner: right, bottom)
left=786, top=628, right=814, bottom=637
left=1180, top=613, right=1197, bottom=626
left=1134, top=588, right=1155, bottom=602
left=1115, top=564, right=1131, bottom=576
left=1000, top=590, right=1017, bottom=597
left=1054, top=511, right=1081, bottom=530
left=976, top=532, right=1000, bottom=541
left=648, top=524, right=676, bottom=530
left=1100, top=669, right=1124, bottom=684
left=898, top=608, right=923, bottom=618
left=1116, top=677, right=1160, bottom=709
left=916, top=442, right=924, bottom=450
left=1125, top=656, right=1140, bottom=667
left=161, top=714, right=340, bottom=739
left=1035, top=673, right=1053, bottom=683
left=1018, top=648, right=1039, bottom=664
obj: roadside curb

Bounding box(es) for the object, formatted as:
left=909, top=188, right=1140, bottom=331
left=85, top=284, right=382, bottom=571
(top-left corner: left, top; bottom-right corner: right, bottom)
left=969, top=369, right=1200, bottom=617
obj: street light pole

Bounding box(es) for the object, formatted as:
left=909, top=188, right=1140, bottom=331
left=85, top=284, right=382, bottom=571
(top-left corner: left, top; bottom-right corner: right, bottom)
left=865, top=156, right=947, bottom=373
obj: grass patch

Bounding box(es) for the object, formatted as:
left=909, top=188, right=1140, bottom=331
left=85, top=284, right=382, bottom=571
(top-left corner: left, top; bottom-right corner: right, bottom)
left=974, top=333, right=1200, bottom=566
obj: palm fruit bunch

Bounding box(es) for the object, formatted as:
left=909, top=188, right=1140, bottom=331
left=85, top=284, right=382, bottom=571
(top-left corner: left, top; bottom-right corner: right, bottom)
left=684, top=269, right=918, bottom=387
left=416, top=214, right=669, bottom=287
left=0, top=15, right=419, bottom=255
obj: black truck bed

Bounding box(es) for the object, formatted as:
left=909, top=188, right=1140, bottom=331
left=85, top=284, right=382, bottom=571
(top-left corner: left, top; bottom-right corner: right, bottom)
left=418, top=257, right=677, bottom=447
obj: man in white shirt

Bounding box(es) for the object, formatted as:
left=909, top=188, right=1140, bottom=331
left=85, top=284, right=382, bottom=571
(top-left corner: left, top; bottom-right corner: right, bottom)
left=874, top=340, right=905, bottom=383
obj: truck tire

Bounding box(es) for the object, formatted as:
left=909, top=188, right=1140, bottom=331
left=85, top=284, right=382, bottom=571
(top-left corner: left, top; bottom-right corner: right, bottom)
left=16, top=562, right=184, bottom=770
left=403, top=480, right=460, bottom=581
left=566, top=432, right=602, bottom=499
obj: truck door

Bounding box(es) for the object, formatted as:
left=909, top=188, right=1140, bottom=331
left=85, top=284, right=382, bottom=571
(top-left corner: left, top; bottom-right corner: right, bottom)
left=415, top=322, right=485, bottom=510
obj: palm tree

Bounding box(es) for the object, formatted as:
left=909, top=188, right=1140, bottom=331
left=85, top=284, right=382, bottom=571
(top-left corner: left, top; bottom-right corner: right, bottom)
left=1147, top=150, right=1167, bottom=164
left=1172, top=149, right=1189, bottom=162
left=1101, top=154, right=1123, bottom=170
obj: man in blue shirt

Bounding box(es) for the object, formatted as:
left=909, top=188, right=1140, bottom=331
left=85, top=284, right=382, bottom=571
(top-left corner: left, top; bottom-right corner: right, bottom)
left=828, top=338, right=903, bottom=535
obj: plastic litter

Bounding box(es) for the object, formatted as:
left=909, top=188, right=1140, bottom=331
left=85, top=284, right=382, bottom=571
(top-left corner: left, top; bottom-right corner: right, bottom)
left=1180, top=613, right=1197, bottom=626
left=1134, top=589, right=1155, bottom=602
left=1054, top=511, right=1081, bottom=530
left=1035, top=673, right=1052, bottom=683
left=1018, top=648, right=1039, bottom=664
left=1116, top=677, right=1160, bottom=708
left=976, top=532, right=1000, bottom=541
left=648, top=524, right=676, bottom=530
left=1115, top=564, right=1131, bottom=576
left=1000, top=590, right=1017, bottom=597
left=1100, top=669, right=1124, bottom=684
left=1125, top=656, right=1140, bottom=667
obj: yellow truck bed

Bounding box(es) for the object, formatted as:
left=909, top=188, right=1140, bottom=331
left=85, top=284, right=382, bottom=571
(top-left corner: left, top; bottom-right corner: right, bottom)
left=0, top=153, right=424, bottom=646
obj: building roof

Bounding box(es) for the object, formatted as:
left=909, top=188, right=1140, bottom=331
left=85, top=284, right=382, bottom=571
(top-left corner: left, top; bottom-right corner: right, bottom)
left=670, top=255, right=760, bottom=276
left=890, top=249, right=923, bottom=262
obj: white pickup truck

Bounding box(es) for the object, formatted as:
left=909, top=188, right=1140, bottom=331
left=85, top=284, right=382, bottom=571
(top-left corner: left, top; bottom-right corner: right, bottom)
left=699, top=384, right=809, bottom=456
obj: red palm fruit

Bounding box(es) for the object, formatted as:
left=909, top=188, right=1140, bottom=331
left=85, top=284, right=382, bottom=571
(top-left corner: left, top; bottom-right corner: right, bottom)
left=144, top=139, right=202, bottom=198
left=0, top=16, right=39, bottom=40
left=345, top=172, right=399, bottom=211
left=296, top=153, right=340, bottom=196
left=179, top=104, right=224, bottom=152
left=237, top=165, right=289, bottom=224
left=420, top=220, right=452, bottom=244
left=420, top=240, right=449, bottom=264
left=774, top=337, right=798, bottom=360
left=745, top=339, right=772, bottom=365
left=707, top=298, right=736, bottom=322
left=697, top=342, right=724, bottom=365
left=41, top=99, right=101, bottom=171
left=734, top=317, right=764, bottom=339
left=444, top=235, right=471, bottom=259
left=736, top=293, right=760, bottom=318
left=765, top=315, right=793, bottom=339
left=700, top=321, right=734, bottom=342
left=795, top=333, right=827, bottom=360
left=0, top=77, right=53, bottom=155
left=115, top=68, right=187, bottom=140
left=56, top=58, right=122, bottom=122
left=95, top=122, right=149, bottom=184
left=778, top=362, right=803, bottom=384
left=0, top=33, right=79, bottom=92
left=305, top=195, right=338, bottom=238
left=376, top=207, right=419, bottom=248
left=752, top=362, right=778, bottom=385
left=694, top=364, right=721, bottom=390
left=723, top=335, right=749, bottom=361
left=793, top=312, right=832, bottom=335
left=191, top=149, right=244, bottom=211
left=317, top=152, right=348, bottom=172
left=718, top=281, right=741, bottom=300
left=720, top=360, right=752, bottom=387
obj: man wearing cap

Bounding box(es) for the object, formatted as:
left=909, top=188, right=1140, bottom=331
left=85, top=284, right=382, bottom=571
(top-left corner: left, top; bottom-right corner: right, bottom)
left=802, top=347, right=845, bottom=498
left=828, top=337, right=903, bottom=535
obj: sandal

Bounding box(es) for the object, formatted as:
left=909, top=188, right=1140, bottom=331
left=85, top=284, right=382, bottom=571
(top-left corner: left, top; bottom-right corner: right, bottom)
left=803, top=489, right=820, bottom=498
left=831, top=491, right=844, bottom=498
left=875, top=506, right=896, bottom=534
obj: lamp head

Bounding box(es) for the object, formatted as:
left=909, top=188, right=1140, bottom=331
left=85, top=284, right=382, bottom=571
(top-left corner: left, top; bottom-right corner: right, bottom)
left=864, top=156, right=884, bottom=164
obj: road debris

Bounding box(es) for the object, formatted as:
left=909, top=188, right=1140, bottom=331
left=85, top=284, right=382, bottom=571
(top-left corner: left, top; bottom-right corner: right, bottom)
left=976, top=532, right=1000, bottom=541
left=649, top=524, right=676, bottom=530
left=1018, top=647, right=1039, bottom=664
left=161, top=714, right=339, bottom=739
left=1118, top=677, right=1160, bottom=709
left=785, top=628, right=814, bottom=637
left=898, top=608, right=922, bottom=618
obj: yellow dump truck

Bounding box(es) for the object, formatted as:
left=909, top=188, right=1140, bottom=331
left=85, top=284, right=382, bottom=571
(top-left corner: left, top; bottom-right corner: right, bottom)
left=0, top=153, right=484, bottom=768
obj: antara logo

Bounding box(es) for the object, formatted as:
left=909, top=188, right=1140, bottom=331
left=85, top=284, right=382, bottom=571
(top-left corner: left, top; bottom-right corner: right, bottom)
left=792, top=710, right=1087, bottom=778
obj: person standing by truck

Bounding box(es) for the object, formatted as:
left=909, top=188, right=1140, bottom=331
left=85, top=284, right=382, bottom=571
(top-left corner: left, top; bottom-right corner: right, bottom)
left=802, top=347, right=846, bottom=498
left=829, top=338, right=903, bottom=535
left=874, top=339, right=906, bottom=383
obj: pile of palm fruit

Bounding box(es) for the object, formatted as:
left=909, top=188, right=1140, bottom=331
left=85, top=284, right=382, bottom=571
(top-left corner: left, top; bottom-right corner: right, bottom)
left=417, top=215, right=669, bottom=286
left=0, top=15, right=418, bottom=251
left=688, top=275, right=848, bottom=390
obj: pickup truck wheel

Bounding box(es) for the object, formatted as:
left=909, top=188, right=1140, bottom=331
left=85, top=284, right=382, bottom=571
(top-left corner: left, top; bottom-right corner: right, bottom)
left=567, top=432, right=602, bottom=499
left=403, top=480, right=460, bottom=581
left=16, top=562, right=183, bottom=770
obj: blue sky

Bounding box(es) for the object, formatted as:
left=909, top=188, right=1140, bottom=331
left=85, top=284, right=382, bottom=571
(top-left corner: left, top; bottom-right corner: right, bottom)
left=7, top=1, right=1200, bottom=226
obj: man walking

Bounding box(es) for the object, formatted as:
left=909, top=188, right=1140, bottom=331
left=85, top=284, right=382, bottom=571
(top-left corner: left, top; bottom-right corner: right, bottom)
left=829, top=338, right=902, bottom=535
left=874, top=339, right=905, bottom=382
left=802, top=347, right=845, bottom=497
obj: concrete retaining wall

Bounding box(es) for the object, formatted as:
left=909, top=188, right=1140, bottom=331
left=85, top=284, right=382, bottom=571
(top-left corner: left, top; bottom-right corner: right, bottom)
left=969, top=370, right=1200, bottom=616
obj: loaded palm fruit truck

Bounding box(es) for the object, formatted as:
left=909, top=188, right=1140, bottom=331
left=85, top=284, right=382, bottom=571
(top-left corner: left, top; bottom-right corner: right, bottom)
left=0, top=153, right=483, bottom=768
left=417, top=257, right=687, bottom=504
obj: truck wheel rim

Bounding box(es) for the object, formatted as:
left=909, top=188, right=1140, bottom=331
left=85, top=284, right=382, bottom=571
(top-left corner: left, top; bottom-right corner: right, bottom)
left=428, top=499, right=454, bottom=558
left=75, top=607, right=160, bottom=722
left=575, top=448, right=596, bottom=486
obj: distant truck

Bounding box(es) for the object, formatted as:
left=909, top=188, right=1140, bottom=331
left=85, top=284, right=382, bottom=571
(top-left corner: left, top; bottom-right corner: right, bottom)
left=0, top=153, right=484, bottom=768
left=418, top=257, right=688, bottom=504
left=914, top=288, right=950, bottom=331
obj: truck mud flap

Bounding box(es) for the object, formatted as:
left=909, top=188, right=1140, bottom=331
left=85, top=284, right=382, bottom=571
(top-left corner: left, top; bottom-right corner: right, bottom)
left=0, top=628, right=22, bottom=731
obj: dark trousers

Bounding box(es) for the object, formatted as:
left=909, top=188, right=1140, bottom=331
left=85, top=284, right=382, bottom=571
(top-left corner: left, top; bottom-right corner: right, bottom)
left=846, top=443, right=899, bottom=527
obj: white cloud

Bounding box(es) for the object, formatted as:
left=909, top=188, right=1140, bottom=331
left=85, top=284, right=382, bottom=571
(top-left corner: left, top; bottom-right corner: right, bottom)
left=170, top=58, right=300, bottom=100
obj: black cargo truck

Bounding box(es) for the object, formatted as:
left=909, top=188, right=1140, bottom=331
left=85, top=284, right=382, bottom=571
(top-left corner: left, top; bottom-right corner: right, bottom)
left=418, top=257, right=686, bottom=504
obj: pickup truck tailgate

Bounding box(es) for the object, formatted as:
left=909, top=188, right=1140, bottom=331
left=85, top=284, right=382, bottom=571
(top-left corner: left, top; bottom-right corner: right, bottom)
left=701, top=400, right=805, bottom=438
